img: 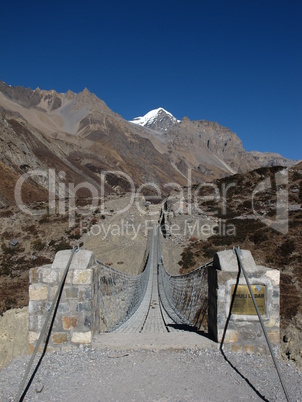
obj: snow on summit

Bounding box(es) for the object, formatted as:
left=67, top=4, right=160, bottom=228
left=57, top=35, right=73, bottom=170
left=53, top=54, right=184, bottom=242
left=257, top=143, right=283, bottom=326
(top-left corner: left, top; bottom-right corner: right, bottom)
left=129, top=107, right=179, bottom=131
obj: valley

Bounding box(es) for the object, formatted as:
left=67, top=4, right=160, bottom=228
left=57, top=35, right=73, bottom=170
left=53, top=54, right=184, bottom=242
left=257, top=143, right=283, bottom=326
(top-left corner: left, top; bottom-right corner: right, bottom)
left=0, top=80, right=301, bottom=369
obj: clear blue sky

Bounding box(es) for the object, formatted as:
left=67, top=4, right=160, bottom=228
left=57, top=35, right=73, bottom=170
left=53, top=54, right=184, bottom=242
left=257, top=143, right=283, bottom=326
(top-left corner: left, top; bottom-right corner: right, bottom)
left=0, top=0, right=301, bottom=160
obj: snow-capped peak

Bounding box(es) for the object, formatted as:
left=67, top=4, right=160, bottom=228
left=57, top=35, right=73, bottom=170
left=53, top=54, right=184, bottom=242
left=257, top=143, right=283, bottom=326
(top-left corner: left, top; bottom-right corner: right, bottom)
left=129, top=107, right=179, bottom=132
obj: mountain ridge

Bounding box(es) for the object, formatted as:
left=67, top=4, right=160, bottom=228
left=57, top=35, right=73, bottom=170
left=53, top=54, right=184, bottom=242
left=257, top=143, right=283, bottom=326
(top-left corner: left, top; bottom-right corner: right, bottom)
left=0, top=80, right=296, bottom=207
left=130, top=106, right=295, bottom=176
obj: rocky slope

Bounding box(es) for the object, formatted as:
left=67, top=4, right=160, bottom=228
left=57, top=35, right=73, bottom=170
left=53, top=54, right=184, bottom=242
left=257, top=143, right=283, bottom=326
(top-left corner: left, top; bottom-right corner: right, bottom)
left=0, top=82, right=187, bottom=208
left=0, top=80, right=296, bottom=208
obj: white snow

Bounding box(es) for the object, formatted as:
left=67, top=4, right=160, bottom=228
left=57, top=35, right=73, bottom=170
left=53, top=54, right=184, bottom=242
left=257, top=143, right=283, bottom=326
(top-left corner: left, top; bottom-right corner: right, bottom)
left=129, top=107, right=179, bottom=127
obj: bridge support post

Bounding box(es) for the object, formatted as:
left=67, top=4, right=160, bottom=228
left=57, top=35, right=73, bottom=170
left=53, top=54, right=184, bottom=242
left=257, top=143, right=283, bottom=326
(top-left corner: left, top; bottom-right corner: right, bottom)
left=28, top=249, right=99, bottom=351
left=208, top=249, right=280, bottom=354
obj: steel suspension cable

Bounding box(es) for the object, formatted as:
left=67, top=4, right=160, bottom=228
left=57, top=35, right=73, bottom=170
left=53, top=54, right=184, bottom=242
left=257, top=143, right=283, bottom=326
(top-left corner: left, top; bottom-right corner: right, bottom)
left=233, top=247, right=290, bottom=402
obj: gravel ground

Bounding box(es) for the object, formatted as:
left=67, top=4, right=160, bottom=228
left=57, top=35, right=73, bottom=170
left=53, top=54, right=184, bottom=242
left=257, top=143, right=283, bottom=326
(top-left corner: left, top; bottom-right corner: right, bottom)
left=1, top=347, right=301, bottom=401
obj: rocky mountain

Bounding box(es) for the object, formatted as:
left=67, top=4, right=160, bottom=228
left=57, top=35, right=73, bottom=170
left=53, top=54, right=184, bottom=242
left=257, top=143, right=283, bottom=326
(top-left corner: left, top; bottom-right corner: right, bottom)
left=0, top=80, right=296, bottom=207
left=130, top=108, right=295, bottom=181
left=130, top=107, right=179, bottom=132
left=0, top=82, right=187, bottom=207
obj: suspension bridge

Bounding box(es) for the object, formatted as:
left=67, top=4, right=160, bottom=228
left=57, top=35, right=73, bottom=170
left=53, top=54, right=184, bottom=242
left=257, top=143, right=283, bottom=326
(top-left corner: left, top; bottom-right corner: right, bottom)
left=17, top=218, right=288, bottom=400
left=93, top=224, right=215, bottom=349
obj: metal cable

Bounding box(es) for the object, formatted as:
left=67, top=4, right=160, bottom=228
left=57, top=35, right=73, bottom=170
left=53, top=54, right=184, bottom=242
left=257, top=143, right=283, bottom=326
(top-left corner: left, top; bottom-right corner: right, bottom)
left=233, top=247, right=290, bottom=402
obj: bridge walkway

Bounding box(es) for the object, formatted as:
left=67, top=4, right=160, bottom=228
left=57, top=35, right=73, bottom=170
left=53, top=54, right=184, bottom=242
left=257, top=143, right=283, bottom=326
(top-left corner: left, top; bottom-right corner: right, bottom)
left=93, top=225, right=217, bottom=349
left=113, top=225, right=178, bottom=334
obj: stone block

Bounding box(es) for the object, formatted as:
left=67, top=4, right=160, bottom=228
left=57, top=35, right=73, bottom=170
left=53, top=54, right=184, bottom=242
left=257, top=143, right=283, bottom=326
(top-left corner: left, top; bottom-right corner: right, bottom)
left=29, top=314, right=47, bottom=332
left=49, top=286, right=58, bottom=300
left=29, top=300, right=51, bottom=315
left=78, top=288, right=92, bottom=301
left=58, top=270, right=73, bottom=284
left=52, top=332, right=68, bottom=344
left=267, top=330, right=280, bottom=344
left=71, top=331, right=92, bottom=344
left=57, top=303, right=70, bottom=314
left=76, top=302, right=92, bottom=312
left=41, top=268, right=58, bottom=283
left=244, top=345, right=255, bottom=354
left=73, top=269, right=92, bottom=285
left=214, top=249, right=256, bottom=272
left=29, top=284, right=48, bottom=301
left=84, top=315, right=91, bottom=328
left=62, top=316, right=78, bottom=330
left=52, top=250, right=95, bottom=270
left=29, top=267, right=38, bottom=284
left=264, top=269, right=280, bottom=286
left=64, top=287, right=79, bottom=299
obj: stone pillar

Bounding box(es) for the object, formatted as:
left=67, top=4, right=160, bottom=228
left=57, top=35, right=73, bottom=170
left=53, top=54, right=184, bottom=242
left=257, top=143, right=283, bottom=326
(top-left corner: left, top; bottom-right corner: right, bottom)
left=29, top=250, right=99, bottom=351
left=208, top=249, right=280, bottom=354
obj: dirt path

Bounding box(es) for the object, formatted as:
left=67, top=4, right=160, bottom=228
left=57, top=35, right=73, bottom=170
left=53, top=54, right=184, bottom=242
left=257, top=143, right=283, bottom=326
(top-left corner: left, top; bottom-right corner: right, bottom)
left=1, top=346, right=301, bottom=401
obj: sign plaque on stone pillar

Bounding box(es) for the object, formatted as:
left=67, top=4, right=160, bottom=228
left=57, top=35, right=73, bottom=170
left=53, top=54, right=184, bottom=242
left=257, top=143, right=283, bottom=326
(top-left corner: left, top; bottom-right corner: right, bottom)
left=231, top=284, right=266, bottom=315
left=208, top=249, right=280, bottom=354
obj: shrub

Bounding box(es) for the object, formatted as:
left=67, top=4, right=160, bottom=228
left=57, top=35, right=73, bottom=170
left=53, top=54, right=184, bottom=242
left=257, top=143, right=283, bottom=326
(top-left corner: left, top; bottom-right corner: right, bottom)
left=33, top=239, right=46, bottom=251
left=39, top=214, right=50, bottom=224
left=54, top=240, right=72, bottom=252
left=27, top=225, right=38, bottom=235
left=249, top=230, right=269, bottom=245
left=202, top=248, right=217, bottom=260
left=242, top=200, right=252, bottom=209
left=178, top=248, right=195, bottom=270
left=292, top=171, right=302, bottom=181
left=68, top=231, right=81, bottom=240
left=265, top=254, right=276, bottom=265
left=277, top=239, right=295, bottom=258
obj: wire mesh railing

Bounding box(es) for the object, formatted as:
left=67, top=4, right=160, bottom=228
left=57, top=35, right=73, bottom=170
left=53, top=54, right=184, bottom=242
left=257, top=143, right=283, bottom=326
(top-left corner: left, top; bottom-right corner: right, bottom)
left=97, top=260, right=150, bottom=331
left=157, top=228, right=211, bottom=329
left=97, top=233, right=151, bottom=332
